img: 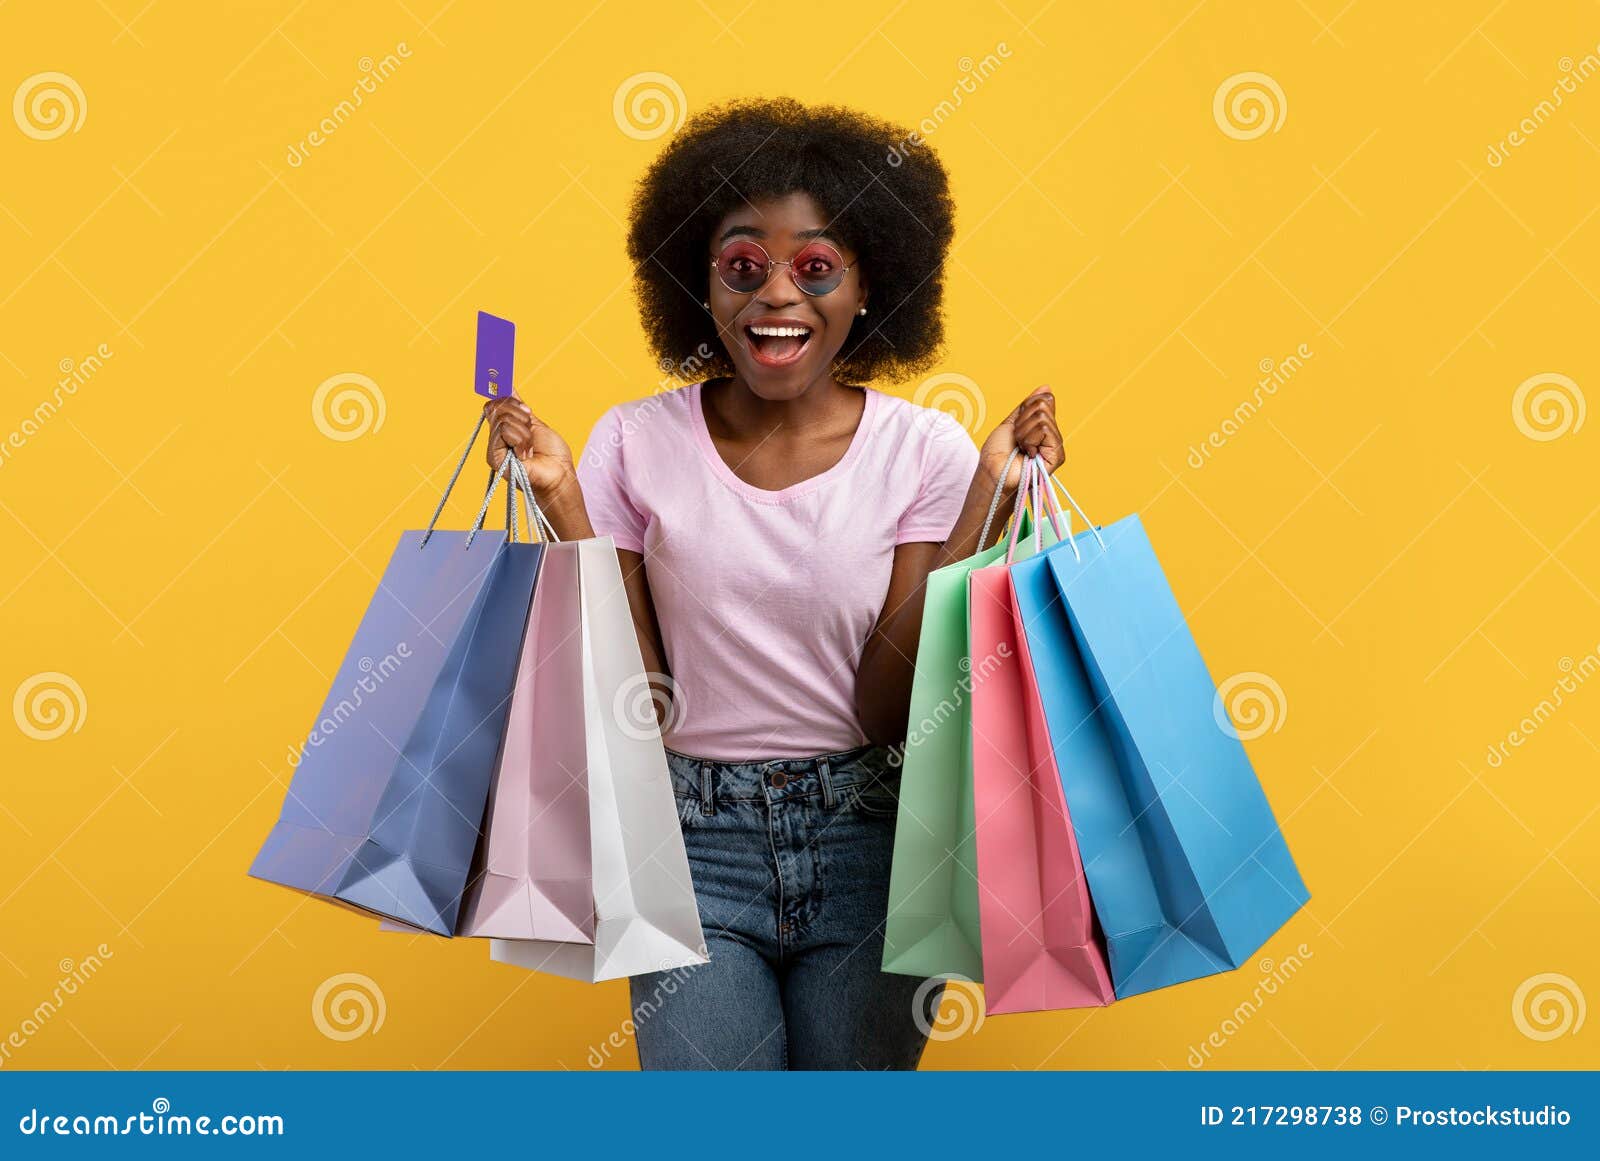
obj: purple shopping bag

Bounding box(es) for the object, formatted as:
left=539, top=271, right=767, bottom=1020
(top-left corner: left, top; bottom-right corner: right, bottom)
left=248, top=418, right=544, bottom=936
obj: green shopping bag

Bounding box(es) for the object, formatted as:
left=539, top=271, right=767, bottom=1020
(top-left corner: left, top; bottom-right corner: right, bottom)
left=882, top=505, right=1058, bottom=981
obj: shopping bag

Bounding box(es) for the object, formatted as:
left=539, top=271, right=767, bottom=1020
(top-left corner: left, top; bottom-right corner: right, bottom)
left=880, top=549, right=992, bottom=980
left=969, top=462, right=1114, bottom=1012
left=1014, top=480, right=1309, bottom=997
left=455, top=540, right=593, bottom=941
left=882, top=469, right=1048, bottom=981
left=249, top=422, right=543, bottom=937
left=491, top=536, right=708, bottom=981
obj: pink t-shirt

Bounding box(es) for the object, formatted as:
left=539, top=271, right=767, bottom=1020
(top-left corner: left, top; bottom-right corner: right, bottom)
left=577, top=382, right=980, bottom=761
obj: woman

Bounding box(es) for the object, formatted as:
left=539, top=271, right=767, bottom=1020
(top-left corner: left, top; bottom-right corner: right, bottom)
left=485, top=98, right=1062, bottom=1070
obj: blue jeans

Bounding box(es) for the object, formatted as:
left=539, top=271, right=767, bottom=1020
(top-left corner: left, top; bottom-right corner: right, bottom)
left=629, top=745, right=943, bottom=1070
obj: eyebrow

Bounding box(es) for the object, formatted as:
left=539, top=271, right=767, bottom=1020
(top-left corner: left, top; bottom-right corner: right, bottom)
left=717, top=224, right=841, bottom=244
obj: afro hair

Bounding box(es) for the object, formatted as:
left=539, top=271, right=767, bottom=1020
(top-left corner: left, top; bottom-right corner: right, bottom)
left=625, top=97, right=955, bottom=385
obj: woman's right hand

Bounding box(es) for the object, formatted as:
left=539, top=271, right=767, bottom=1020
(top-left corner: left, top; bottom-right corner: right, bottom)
left=484, top=395, right=575, bottom=496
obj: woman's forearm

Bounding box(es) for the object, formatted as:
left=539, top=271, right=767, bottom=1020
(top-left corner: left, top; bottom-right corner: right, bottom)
left=535, top=466, right=596, bottom=542
left=854, top=548, right=935, bottom=745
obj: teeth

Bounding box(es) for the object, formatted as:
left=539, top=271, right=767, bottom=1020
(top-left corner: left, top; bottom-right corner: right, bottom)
left=748, top=326, right=811, bottom=337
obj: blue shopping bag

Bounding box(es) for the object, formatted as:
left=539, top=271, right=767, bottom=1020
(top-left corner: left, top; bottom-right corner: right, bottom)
left=1013, top=486, right=1308, bottom=997
left=249, top=422, right=546, bottom=936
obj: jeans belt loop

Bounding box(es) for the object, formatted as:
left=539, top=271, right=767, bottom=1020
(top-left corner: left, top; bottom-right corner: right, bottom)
left=698, top=762, right=716, bottom=816
left=817, top=757, right=837, bottom=809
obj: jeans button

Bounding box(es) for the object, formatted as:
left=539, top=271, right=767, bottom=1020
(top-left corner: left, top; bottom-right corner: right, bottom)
left=770, top=771, right=789, bottom=789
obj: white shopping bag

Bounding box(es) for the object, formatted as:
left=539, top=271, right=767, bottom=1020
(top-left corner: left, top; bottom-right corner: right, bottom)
left=491, top=537, right=708, bottom=981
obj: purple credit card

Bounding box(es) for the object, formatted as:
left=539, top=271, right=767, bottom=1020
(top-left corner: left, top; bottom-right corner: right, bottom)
left=473, top=311, right=515, bottom=399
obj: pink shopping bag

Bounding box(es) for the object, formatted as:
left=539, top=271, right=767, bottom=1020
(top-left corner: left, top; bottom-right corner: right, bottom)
left=454, top=540, right=593, bottom=941
left=969, top=459, right=1115, bottom=1014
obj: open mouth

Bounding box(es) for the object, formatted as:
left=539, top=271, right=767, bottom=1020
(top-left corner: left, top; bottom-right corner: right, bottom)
left=744, top=323, right=814, bottom=368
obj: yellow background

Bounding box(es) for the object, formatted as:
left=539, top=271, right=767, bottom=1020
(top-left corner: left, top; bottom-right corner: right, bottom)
left=2, top=0, right=1597, bottom=1070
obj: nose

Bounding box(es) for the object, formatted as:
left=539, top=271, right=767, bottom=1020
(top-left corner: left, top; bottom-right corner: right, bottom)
left=755, top=265, right=805, bottom=310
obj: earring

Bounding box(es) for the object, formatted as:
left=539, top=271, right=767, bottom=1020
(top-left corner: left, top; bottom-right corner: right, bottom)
left=702, top=301, right=710, bottom=309
left=857, top=306, right=867, bottom=316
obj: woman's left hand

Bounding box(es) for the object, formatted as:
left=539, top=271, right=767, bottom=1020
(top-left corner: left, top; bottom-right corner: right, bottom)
left=978, top=385, right=1063, bottom=490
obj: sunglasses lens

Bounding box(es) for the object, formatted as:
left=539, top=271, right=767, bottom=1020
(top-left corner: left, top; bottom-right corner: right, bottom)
left=791, top=243, right=846, bottom=296
left=715, top=241, right=770, bottom=293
